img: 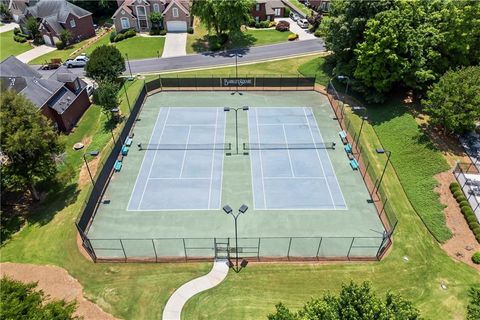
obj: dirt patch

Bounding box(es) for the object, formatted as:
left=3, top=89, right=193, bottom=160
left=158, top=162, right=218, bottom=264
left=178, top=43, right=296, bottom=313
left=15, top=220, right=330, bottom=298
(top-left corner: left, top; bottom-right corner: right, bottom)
left=435, top=172, right=480, bottom=270
left=0, top=262, right=119, bottom=320
left=78, top=156, right=101, bottom=187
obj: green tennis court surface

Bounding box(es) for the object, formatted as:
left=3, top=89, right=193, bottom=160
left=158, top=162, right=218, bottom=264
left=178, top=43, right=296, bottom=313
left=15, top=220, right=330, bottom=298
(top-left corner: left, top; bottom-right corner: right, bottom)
left=87, top=91, right=386, bottom=259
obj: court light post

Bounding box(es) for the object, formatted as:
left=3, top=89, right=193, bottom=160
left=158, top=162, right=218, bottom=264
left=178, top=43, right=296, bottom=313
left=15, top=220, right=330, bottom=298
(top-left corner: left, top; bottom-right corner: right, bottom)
left=374, top=149, right=392, bottom=195
left=82, top=150, right=99, bottom=187
left=356, top=116, right=368, bottom=147
left=223, top=204, right=249, bottom=273
left=231, top=51, right=243, bottom=95
left=224, top=106, right=249, bottom=154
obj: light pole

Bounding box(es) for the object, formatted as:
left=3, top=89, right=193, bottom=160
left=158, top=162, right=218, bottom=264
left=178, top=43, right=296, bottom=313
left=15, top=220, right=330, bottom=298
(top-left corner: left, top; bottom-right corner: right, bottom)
left=356, top=116, right=368, bottom=147
left=374, top=149, right=392, bottom=195
left=123, top=83, right=131, bottom=112
left=82, top=150, right=99, bottom=187
left=224, top=106, right=249, bottom=154
left=223, top=204, right=249, bottom=273
left=125, top=53, right=133, bottom=81
left=231, top=51, right=243, bottom=95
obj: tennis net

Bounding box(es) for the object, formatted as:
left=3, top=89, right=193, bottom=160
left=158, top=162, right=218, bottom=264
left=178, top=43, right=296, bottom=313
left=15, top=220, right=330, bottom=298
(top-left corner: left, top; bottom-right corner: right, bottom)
left=138, top=143, right=232, bottom=150
left=243, top=142, right=336, bottom=150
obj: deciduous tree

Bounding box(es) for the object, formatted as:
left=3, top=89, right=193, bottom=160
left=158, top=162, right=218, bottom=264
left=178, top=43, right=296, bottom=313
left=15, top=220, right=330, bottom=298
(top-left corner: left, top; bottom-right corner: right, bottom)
left=85, top=45, right=125, bottom=81
left=93, top=80, right=120, bottom=113
left=423, top=66, right=480, bottom=134
left=0, top=91, right=63, bottom=200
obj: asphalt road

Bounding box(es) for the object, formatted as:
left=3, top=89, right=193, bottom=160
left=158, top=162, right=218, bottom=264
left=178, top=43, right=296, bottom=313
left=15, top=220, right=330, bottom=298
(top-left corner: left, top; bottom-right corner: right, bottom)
left=34, top=39, right=325, bottom=78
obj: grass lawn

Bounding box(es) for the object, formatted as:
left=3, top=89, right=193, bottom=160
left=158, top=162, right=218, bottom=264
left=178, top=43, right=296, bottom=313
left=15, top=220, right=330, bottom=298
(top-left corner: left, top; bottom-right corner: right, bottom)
left=288, top=0, right=311, bottom=16
left=1, top=55, right=479, bottom=320
left=112, top=36, right=165, bottom=59
left=0, top=30, right=32, bottom=61
left=187, top=18, right=293, bottom=54
left=29, top=38, right=92, bottom=65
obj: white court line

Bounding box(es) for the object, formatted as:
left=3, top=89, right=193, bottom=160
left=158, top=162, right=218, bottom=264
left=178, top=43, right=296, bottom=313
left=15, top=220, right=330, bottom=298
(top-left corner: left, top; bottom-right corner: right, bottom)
left=207, top=108, right=219, bottom=209
left=310, top=107, right=348, bottom=209
left=137, top=107, right=171, bottom=210
left=282, top=124, right=295, bottom=177
left=258, top=123, right=307, bottom=126
left=218, top=110, right=226, bottom=209
left=255, top=108, right=268, bottom=209
left=126, top=107, right=164, bottom=211
left=179, top=125, right=192, bottom=178
left=303, top=107, right=336, bottom=209
left=263, top=176, right=326, bottom=180
left=166, top=123, right=220, bottom=127
left=148, top=177, right=210, bottom=180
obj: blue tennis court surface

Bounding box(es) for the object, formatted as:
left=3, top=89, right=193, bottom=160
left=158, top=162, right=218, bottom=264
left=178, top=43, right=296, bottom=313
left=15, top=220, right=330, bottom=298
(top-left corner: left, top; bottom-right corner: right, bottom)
left=128, top=107, right=225, bottom=211
left=248, top=107, right=347, bottom=210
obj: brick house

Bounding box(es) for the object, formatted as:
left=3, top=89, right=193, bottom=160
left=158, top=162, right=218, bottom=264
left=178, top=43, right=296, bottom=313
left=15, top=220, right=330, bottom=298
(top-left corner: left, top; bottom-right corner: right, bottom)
left=18, top=0, right=95, bottom=46
left=252, top=0, right=286, bottom=22
left=0, top=56, right=91, bottom=132
left=113, top=0, right=192, bottom=33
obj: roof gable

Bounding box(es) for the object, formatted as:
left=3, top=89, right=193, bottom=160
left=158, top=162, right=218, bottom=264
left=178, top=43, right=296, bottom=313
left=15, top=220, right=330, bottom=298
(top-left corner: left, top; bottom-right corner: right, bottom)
left=163, top=0, right=189, bottom=16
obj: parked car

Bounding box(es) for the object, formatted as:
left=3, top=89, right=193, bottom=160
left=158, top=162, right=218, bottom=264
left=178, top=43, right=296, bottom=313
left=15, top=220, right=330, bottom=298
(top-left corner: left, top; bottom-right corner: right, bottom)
left=289, top=12, right=300, bottom=21
left=86, top=84, right=95, bottom=97
left=297, top=19, right=309, bottom=28
left=64, top=55, right=89, bottom=68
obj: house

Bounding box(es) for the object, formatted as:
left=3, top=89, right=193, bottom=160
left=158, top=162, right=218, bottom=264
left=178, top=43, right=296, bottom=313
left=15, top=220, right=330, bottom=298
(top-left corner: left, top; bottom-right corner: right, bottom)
left=0, top=56, right=91, bottom=132
left=252, top=0, right=286, bottom=22
left=2, top=0, right=34, bottom=22
left=18, top=0, right=95, bottom=46
left=113, top=0, right=192, bottom=33
left=299, top=0, right=330, bottom=12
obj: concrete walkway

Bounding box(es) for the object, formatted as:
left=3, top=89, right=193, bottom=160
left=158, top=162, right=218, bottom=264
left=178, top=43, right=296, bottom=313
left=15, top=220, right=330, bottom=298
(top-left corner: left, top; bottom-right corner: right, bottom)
left=16, top=45, right=56, bottom=63
left=162, top=260, right=229, bottom=320
left=162, top=32, right=187, bottom=58
left=0, top=22, right=19, bottom=33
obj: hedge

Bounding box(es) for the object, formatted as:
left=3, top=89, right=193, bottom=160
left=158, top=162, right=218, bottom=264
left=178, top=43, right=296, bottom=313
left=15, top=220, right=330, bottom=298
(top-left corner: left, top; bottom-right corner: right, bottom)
left=450, top=182, right=480, bottom=243
left=472, top=251, right=480, bottom=264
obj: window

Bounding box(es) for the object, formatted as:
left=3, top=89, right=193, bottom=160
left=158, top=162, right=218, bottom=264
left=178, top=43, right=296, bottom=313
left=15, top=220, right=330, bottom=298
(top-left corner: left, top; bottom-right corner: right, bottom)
left=153, top=3, right=160, bottom=12
left=274, top=8, right=281, bottom=16
left=70, top=19, right=76, bottom=28
left=255, top=4, right=260, bottom=11
left=139, top=18, right=148, bottom=28
left=172, top=7, right=179, bottom=18
left=255, top=16, right=259, bottom=22
left=121, top=17, right=130, bottom=29
left=136, top=6, right=146, bottom=16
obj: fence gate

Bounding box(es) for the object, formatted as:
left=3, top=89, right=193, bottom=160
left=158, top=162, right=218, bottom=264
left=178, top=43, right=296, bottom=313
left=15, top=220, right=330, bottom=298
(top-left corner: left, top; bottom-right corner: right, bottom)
left=214, top=238, right=230, bottom=260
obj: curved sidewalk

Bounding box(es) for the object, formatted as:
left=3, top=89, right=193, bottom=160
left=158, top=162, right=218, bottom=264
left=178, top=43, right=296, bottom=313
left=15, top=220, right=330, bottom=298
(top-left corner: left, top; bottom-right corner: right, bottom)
left=162, top=260, right=229, bottom=320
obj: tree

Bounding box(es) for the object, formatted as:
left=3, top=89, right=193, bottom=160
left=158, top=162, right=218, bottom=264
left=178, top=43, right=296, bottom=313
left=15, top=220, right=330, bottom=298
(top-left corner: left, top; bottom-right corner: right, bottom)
left=150, top=12, right=163, bottom=30
left=93, top=80, right=120, bottom=113
left=59, top=29, right=73, bottom=46
left=267, top=282, right=421, bottom=320
left=0, top=91, right=63, bottom=201
left=85, top=45, right=125, bottom=81
left=25, top=17, right=41, bottom=43
left=192, top=0, right=254, bottom=36
left=422, top=66, right=480, bottom=134
left=0, top=277, right=79, bottom=320
left=467, top=286, right=480, bottom=320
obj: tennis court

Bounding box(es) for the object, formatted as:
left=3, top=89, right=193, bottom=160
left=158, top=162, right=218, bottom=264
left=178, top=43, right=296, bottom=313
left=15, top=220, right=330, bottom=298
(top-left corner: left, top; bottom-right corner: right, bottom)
left=248, top=107, right=346, bottom=210
left=128, top=107, right=226, bottom=211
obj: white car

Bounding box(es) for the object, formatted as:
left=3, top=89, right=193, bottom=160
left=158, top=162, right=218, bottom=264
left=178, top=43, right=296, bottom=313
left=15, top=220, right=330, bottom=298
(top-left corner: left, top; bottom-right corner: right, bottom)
left=64, top=55, right=89, bottom=68
left=297, top=19, right=309, bottom=29
left=289, top=12, right=300, bottom=21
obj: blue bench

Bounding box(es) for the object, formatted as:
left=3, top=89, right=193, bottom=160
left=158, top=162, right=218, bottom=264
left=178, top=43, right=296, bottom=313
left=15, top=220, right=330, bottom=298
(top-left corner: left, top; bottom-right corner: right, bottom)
left=344, top=143, right=352, bottom=154
left=350, top=158, right=359, bottom=170
left=121, top=145, right=129, bottom=156
left=114, top=160, right=122, bottom=172
left=125, top=137, right=133, bottom=147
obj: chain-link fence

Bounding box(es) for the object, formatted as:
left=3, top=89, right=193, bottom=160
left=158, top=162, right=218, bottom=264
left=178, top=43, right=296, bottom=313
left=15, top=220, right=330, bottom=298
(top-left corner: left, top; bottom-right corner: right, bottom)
left=453, top=162, right=480, bottom=217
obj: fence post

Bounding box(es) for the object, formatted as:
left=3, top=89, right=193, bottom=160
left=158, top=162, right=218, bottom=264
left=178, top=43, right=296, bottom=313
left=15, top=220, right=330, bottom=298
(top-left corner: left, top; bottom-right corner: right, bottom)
left=363, top=161, right=370, bottom=179
left=152, top=239, right=158, bottom=263
left=287, top=237, right=292, bottom=260
left=195, top=74, right=198, bottom=91
left=257, top=238, right=261, bottom=261
left=280, top=74, right=283, bottom=90
left=296, top=74, right=299, bottom=91
left=346, top=237, right=355, bottom=261
left=315, top=237, right=323, bottom=260
left=159, top=74, right=163, bottom=90
left=120, top=239, right=127, bottom=262
left=183, top=238, right=187, bottom=262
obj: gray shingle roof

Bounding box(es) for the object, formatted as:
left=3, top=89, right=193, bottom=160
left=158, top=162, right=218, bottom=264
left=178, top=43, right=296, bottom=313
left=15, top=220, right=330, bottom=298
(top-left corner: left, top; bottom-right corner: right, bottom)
left=0, top=56, right=41, bottom=78
left=48, top=86, right=78, bottom=114
left=27, top=0, right=91, bottom=22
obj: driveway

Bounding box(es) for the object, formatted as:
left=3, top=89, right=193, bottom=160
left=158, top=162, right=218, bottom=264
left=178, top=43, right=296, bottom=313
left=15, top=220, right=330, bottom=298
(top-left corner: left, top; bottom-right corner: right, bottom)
left=16, top=45, right=56, bottom=63
left=0, top=22, right=19, bottom=33
left=275, top=18, right=316, bottom=41
left=162, top=32, right=187, bottom=58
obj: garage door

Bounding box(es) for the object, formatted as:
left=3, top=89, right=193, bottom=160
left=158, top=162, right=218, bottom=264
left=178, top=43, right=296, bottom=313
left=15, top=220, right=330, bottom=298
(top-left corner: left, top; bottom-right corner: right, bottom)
left=43, top=34, right=53, bottom=46
left=166, top=21, right=187, bottom=32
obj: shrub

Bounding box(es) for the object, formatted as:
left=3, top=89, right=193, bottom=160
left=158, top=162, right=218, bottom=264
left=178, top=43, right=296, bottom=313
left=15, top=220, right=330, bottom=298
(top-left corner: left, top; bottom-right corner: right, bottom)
left=466, top=215, right=478, bottom=225
left=187, top=27, right=194, bottom=34
left=159, top=29, right=167, bottom=36
left=247, top=18, right=256, bottom=27
left=453, top=190, right=465, bottom=199
left=124, top=29, right=136, bottom=38
left=314, top=29, right=322, bottom=37
left=462, top=206, right=474, bottom=216
left=55, top=41, right=65, bottom=49
left=114, top=33, right=125, bottom=42
left=269, top=21, right=277, bottom=28
left=459, top=200, right=470, bottom=207
left=260, top=20, right=270, bottom=28
left=468, top=221, right=478, bottom=231
left=13, top=35, right=27, bottom=43
left=284, top=7, right=291, bottom=17
left=450, top=182, right=460, bottom=191
left=472, top=252, right=480, bottom=264
left=209, top=38, right=221, bottom=51
left=472, top=226, right=480, bottom=236
left=255, top=22, right=261, bottom=28
left=276, top=20, right=290, bottom=32
left=288, top=33, right=299, bottom=41
left=109, top=30, right=117, bottom=42
left=218, top=33, right=229, bottom=45
left=13, top=27, right=20, bottom=35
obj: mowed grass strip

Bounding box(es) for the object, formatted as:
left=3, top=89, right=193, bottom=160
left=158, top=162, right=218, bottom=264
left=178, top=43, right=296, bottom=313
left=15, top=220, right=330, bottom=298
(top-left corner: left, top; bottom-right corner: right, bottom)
left=0, top=30, right=32, bottom=61
left=368, top=102, right=451, bottom=242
